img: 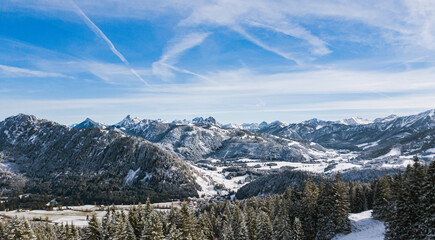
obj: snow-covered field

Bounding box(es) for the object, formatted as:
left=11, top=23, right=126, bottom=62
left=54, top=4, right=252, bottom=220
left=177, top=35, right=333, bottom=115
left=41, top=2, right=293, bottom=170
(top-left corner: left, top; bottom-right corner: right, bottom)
left=0, top=209, right=100, bottom=227
left=191, top=164, right=250, bottom=197
left=334, top=210, right=385, bottom=240
left=0, top=202, right=178, bottom=227
left=191, top=150, right=421, bottom=199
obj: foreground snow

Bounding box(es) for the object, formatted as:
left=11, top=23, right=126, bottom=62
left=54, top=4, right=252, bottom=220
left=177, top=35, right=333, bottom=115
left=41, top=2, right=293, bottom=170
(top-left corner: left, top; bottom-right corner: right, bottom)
left=334, top=210, right=385, bottom=240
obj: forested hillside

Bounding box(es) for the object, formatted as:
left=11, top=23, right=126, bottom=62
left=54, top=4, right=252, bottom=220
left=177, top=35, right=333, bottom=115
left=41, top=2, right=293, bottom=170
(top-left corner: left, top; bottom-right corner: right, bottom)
left=0, top=114, right=199, bottom=208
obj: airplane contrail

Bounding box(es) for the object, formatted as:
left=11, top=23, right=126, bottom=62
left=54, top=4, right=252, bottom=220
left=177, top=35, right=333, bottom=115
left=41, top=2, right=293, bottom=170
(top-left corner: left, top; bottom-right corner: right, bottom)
left=70, top=0, right=149, bottom=86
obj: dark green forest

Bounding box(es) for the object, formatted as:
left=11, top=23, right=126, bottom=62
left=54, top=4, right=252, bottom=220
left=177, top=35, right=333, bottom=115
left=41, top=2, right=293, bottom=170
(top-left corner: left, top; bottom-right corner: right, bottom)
left=0, top=158, right=433, bottom=240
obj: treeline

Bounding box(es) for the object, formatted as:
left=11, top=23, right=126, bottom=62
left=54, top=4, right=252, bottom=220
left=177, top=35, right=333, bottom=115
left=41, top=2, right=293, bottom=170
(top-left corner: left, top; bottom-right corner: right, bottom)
left=0, top=172, right=377, bottom=240
left=372, top=157, right=434, bottom=239
left=0, top=216, right=83, bottom=240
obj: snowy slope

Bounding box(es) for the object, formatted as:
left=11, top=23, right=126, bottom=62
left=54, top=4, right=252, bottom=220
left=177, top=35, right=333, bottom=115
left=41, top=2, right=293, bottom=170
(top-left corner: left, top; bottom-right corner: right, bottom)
left=333, top=210, right=385, bottom=240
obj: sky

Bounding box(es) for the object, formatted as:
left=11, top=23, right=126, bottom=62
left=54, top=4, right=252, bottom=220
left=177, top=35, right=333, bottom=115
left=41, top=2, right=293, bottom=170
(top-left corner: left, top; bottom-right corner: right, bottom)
left=1, top=0, right=435, bottom=125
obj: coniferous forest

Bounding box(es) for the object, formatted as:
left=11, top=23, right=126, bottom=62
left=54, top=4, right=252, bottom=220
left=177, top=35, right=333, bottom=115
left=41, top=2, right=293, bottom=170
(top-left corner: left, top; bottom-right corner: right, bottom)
left=0, top=158, right=432, bottom=240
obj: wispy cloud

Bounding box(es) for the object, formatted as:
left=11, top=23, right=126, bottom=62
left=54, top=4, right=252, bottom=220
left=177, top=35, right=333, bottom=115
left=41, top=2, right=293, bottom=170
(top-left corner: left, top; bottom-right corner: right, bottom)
left=0, top=64, right=70, bottom=78
left=70, top=0, right=148, bottom=85
left=152, top=32, right=211, bottom=79
left=232, top=25, right=300, bottom=63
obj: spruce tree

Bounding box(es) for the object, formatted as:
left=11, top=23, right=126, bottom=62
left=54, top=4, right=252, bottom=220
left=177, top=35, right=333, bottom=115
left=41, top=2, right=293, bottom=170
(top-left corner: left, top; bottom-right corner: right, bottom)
left=420, top=160, right=435, bottom=239
left=372, top=175, right=392, bottom=220
left=198, top=211, right=214, bottom=240
left=221, top=221, right=235, bottom=240
left=247, top=206, right=258, bottom=240
left=301, top=177, right=319, bottom=239
left=233, top=206, right=248, bottom=240
left=293, top=217, right=303, bottom=240
left=8, top=216, right=24, bottom=240
left=178, top=203, right=193, bottom=240
left=272, top=207, right=292, bottom=240
left=315, top=181, right=336, bottom=240
left=142, top=211, right=164, bottom=240
left=332, top=172, right=351, bottom=234
left=167, top=223, right=182, bottom=240
left=86, top=214, right=102, bottom=240
left=257, top=211, right=273, bottom=240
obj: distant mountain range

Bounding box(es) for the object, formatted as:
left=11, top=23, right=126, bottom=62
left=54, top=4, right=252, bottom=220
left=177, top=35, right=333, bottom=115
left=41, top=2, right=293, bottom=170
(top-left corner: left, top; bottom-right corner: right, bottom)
left=0, top=110, right=433, bottom=205
left=72, top=109, right=435, bottom=160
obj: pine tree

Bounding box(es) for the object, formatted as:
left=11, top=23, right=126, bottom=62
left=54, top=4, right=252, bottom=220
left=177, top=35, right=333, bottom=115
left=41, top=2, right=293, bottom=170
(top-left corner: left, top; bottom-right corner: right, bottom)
left=167, top=223, right=182, bottom=240
left=315, top=181, right=336, bottom=240
left=232, top=205, right=248, bottom=240
left=178, top=203, right=193, bottom=240
left=86, top=214, right=102, bottom=240
left=420, top=160, right=435, bottom=239
left=385, top=171, right=406, bottom=240
left=272, top=207, right=292, bottom=240
left=8, top=216, right=24, bottom=240
left=332, top=172, right=351, bottom=234
left=372, top=175, right=392, bottom=220
left=70, top=224, right=80, bottom=240
left=293, top=217, right=303, bottom=240
left=221, top=220, right=235, bottom=240
left=385, top=157, right=433, bottom=240
left=128, top=207, right=140, bottom=238
left=247, top=206, right=258, bottom=240
left=0, top=222, right=6, bottom=239
left=144, top=198, right=153, bottom=221
left=198, top=211, right=214, bottom=240
left=257, top=211, right=273, bottom=240
left=301, top=177, right=319, bottom=239
left=208, top=206, right=219, bottom=238
left=142, top=211, right=164, bottom=240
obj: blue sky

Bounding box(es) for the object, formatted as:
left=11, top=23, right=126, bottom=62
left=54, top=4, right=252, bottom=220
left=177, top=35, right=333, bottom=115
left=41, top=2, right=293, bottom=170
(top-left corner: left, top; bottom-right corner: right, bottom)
left=1, top=0, right=435, bottom=125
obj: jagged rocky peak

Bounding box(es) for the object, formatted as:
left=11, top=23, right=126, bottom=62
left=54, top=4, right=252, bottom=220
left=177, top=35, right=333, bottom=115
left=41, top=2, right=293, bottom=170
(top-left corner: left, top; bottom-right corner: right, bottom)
left=5, top=113, right=38, bottom=124
left=72, top=117, right=105, bottom=129
left=192, top=116, right=219, bottom=125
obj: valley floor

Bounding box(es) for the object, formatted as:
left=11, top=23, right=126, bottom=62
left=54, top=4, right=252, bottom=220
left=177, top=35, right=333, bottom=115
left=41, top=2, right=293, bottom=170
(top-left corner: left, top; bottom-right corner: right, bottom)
left=0, top=202, right=177, bottom=227
left=333, top=210, right=385, bottom=240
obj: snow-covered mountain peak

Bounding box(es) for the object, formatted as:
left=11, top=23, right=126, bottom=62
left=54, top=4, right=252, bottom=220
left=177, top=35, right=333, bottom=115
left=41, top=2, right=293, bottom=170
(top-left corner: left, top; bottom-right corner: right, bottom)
left=422, top=109, right=435, bottom=118
left=340, top=117, right=373, bottom=126
left=258, top=121, right=268, bottom=128
left=7, top=113, right=38, bottom=124
left=269, top=120, right=287, bottom=127
left=117, top=115, right=142, bottom=127
left=374, top=114, right=398, bottom=123
left=305, top=118, right=319, bottom=124
left=222, top=123, right=241, bottom=129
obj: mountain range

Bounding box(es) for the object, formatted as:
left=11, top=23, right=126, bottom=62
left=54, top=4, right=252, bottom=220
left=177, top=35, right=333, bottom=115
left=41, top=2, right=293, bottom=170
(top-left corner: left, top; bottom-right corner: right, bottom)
left=73, top=109, right=435, bottom=161
left=0, top=110, right=433, bottom=205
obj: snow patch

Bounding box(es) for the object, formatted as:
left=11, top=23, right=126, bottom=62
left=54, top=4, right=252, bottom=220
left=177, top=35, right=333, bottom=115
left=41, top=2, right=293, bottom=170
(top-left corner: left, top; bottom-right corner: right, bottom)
left=124, top=168, right=140, bottom=185
left=383, top=147, right=401, bottom=157
left=333, top=210, right=385, bottom=240
left=141, top=172, right=153, bottom=183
